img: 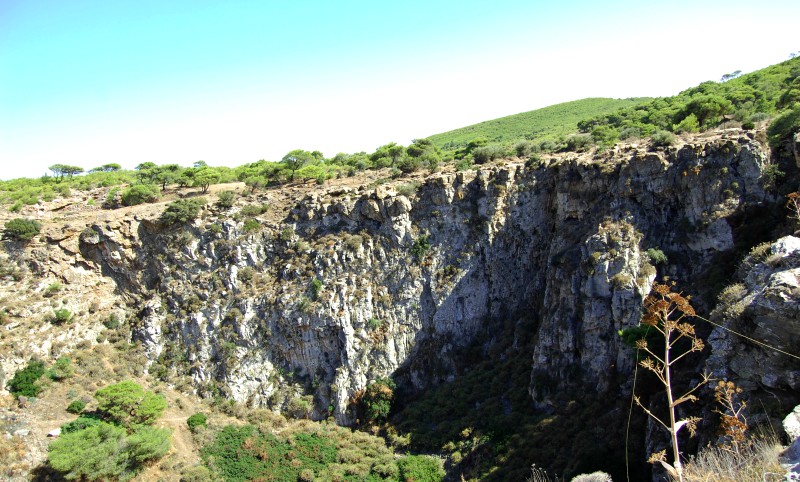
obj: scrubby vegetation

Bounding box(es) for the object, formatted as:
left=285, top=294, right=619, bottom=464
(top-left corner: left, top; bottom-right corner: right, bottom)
left=3, top=218, right=41, bottom=241
left=6, top=359, right=46, bottom=398
left=429, top=98, right=649, bottom=153
left=48, top=380, right=170, bottom=480
left=159, top=197, right=207, bottom=226
left=577, top=57, right=800, bottom=148
left=201, top=423, right=443, bottom=482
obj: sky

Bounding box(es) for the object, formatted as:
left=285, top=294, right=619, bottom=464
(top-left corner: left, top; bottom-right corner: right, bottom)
left=1, top=0, right=798, bottom=180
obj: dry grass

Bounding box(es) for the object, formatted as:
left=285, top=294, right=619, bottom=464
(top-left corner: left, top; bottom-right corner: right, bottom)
left=680, top=436, right=784, bottom=482
left=526, top=465, right=563, bottom=482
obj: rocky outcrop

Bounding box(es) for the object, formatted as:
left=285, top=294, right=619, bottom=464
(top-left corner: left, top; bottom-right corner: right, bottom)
left=706, top=235, right=800, bottom=416
left=3, top=129, right=792, bottom=433
left=65, top=132, right=781, bottom=425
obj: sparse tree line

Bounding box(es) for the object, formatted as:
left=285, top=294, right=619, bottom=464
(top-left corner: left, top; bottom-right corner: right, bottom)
left=3, top=58, right=798, bottom=211
left=0, top=137, right=447, bottom=212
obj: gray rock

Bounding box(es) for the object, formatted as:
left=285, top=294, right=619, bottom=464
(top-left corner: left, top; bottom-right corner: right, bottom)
left=785, top=405, right=800, bottom=441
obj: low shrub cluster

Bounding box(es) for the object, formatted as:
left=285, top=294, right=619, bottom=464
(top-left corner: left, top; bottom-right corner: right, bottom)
left=4, top=218, right=41, bottom=241
left=201, top=423, right=443, bottom=482
left=48, top=380, right=170, bottom=480
left=160, top=197, right=206, bottom=226
left=120, top=184, right=159, bottom=206
left=6, top=359, right=46, bottom=398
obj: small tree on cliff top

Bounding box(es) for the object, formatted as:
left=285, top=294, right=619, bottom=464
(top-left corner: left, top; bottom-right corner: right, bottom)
left=632, top=282, right=711, bottom=482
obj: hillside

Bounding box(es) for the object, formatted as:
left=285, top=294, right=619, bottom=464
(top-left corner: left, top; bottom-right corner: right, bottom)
left=427, top=97, right=650, bottom=150
left=0, top=56, right=799, bottom=482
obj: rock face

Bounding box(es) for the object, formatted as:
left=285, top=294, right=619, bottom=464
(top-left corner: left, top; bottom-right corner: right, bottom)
left=706, top=235, right=800, bottom=414
left=69, top=132, right=780, bottom=423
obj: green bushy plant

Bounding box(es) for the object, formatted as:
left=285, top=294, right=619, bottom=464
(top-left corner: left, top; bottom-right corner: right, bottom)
left=51, top=308, right=73, bottom=325
left=242, top=218, right=260, bottom=232
left=94, top=380, right=167, bottom=427
left=4, top=218, right=41, bottom=241
left=397, top=455, right=445, bottom=482
left=361, top=378, right=396, bottom=423
left=120, top=184, right=159, bottom=206
left=66, top=399, right=86, bottom=414
left=565, top=133, right=594, bottom=152
left=49, top=422, right=170, bottom=481
left=238, top=203, right=269, bottom=217
left=411, top=235, right=431, bottom=260
left=310, top=278, right=323, bottom=300
left=160, top=197, right=206, bottom=226
left=187, top=413, right=208, bottom=432
left=215, top=190, right=236, bottom=209
left=651, top=129, right=677, bottom=146
left=767, top=104, right=800, bottom=147
left=48, top=356, right=74, bottom=380
left=61, top=414, right=103, bottom=434
left=6, top=359, right=46, bottom=398
left=646, top=248, right=668, bottom=265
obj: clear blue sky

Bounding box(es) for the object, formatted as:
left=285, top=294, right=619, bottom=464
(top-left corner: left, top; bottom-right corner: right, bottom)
left=1, top=0, right=798, bottom=179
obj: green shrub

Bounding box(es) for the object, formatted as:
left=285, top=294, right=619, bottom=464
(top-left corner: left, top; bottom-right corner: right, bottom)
left=396, top=182, right=420, bottom=197
left=361, top=378, right=396, bottom=423
left=310, top=278, right=323, bottom=300
left=646, top=248, right=668, bottom=265
left=397, top=454, right=445, bottom=482
left=180, top=465, right=214, bottom=482
left=48, top=422, right=170, bottom=481
left=368, top=318, right=382, bottom=330
left=105, top=187, right=121, bottom=208
left=297, top=297, right=311, bottom=313
left=120, top=184, right=159, bottom=206
left=160, top=197, right=206, bottom=226
left=4, top=218, right=41, bottom=241
left=472, top=145, right=503, bottom=164
left=651, top=129, right=677, bottom=146
left=61, top=414, right=103, bottom=434
left=95, top=380, right=167, bottom=428
left=673, top=113, right=700, bottom=133
left=411, top=235, right=431, bottom=260
left=619, top=126, right=642, bottom=140
left=44, top=282, right=62, bottom=297
left=239, top=203, right=269, bottom=217
left=103, top=314, right=121, bottom=329
left=215, top=190, right=236, bottom=209
left=565, top=133, right=594, bottom=152
left=201, top=425, right=343, bottom=482
left=539, top=139, right=559, bottom=152
left=48, top=356, right=74, bottom=380
left=242, top=219, right=260, bottom=232
left=6, top=359, right=46, bottom=398
left=67, top=399, right=86, bottom=414
left=51, top=308, right=73, bottom=325
left=591, top=125, right=619, bottom=147
left=767, top=104, right=800, bottom=147
left=455, top=157, right=474, bottom=171
left=279, top=227, right=293, bottom=241
left=187, top=413, right=208, bottom=432
left=238, top=267, right=255, bottom=283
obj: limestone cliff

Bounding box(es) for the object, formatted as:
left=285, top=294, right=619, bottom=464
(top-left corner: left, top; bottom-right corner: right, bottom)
left=706, top=235, right=800, bottom=414
left=1, top=129, right=793, bottom=431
